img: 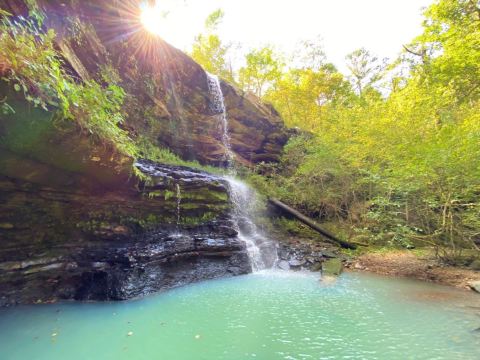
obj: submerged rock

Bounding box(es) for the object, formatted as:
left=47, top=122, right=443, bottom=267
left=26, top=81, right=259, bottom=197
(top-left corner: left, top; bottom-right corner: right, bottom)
left=322, top=258, right=343, bottom=276
left=319, top=275, right=338, bottom=286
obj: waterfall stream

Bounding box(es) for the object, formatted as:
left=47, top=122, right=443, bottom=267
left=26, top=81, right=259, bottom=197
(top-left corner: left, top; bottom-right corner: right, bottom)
left=206, top=73, right=235, bottom=169
left=175, top=183, right=181, bottom=226
left=206, top=72, right=277, bottom=271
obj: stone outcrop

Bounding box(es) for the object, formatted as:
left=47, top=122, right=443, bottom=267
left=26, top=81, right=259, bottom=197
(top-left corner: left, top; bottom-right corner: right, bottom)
left=276, top=238, right=345, bottom=271
left=1, top=0, right=289, bottom=167
left=0, top=156, right=250, bottom=306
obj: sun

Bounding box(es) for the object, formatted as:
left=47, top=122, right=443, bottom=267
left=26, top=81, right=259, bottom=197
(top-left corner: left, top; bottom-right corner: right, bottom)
left=140, top=1, right=196, bottom=50
left=140, top=4, right=162, bottom=35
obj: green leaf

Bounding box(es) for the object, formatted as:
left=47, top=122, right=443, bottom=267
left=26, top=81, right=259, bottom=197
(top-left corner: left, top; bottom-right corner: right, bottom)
left=13, top=84, right=21, bottom=92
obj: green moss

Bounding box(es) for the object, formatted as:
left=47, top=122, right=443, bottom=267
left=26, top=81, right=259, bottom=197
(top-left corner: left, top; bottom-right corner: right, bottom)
left=146, top=190, right=163, bottom=199
left=164, top=190, right=175, bottom=201
left=180, top=212, right=217, bottom=225
left=181, top=190, right=229, bottom=202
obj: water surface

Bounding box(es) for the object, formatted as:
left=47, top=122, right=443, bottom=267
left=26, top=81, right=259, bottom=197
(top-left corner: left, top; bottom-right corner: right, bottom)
left=0, top=271, right=479, bottom=360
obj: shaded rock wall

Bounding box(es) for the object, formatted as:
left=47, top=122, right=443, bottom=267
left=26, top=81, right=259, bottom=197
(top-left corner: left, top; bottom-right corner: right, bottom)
left=0, top=160, right=250, bottom=306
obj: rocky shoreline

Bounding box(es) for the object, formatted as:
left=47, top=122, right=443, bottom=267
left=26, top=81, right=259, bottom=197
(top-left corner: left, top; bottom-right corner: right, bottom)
left=273, top=232, right=480, bottom=293
left=348, top=250, right=480, bottom=293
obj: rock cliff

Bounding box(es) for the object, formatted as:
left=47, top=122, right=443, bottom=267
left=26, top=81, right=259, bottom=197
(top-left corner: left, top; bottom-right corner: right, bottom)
left=0, top=0, right=290, bottom=305
left=0, top=155, right=250, bottom=306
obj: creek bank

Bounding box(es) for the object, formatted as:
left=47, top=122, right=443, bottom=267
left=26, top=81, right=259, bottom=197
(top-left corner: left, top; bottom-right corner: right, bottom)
left=271, top=221, right=479, bottom=291
left=346, top=250, right=480, bottom=291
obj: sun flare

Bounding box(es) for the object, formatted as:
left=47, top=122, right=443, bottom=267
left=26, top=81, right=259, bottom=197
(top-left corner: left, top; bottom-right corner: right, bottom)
left=140, top=4, right=164, bottom=35
left=140, top=1, right=198, bottom=50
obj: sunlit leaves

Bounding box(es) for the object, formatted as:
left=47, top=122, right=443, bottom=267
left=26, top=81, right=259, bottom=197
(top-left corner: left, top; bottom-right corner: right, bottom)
left=239, top=46, right=284, bottom=97
left=258, top=0, right=480, bottom=252
left=190, top=9, right=234, bottom=82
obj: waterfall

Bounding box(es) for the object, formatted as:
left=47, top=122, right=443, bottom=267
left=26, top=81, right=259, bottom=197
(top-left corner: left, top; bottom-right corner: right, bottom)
left=206, top=73, right=235, bottom=169
left=225, top=176, right=278, bottom=270
left=206, top=72, right=277, bottom=271
left=176, top=183, right=181, bottom=226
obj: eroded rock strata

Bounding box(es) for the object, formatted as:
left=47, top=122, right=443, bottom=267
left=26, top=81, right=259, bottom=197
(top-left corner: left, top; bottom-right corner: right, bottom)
left=0, top=160, right=250, bottom=306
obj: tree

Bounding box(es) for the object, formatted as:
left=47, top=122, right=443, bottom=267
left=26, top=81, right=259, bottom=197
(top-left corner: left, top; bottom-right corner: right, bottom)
left=294, top=36, right=327, bottom=71
left=345, top=48, right=385, bottom=95
left=265, top=64, right=352, bottom=130
left=238, top=46, right=283, bottom=98
left=253, top=0, right=480, bottom=259
left=412, top=0, right=480, bottom=103
left=190, top=9, right=234, bottom=82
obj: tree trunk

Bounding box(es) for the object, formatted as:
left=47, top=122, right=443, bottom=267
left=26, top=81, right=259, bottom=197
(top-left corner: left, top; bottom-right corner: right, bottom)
left=269, top=198, right=357, bottom=249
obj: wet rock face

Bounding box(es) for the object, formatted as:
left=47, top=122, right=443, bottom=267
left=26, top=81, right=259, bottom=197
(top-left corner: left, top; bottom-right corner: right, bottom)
left=0, top=160, right=250, bottom=307
left=0, top=225, right=249, bottom=306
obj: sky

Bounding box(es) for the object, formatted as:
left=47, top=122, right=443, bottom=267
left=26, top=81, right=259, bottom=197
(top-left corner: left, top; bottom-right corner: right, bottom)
left=142, top=0, right=434, bottom=73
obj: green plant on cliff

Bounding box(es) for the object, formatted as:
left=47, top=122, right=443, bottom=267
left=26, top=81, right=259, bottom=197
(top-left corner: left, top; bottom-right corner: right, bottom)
left=0, top=13, right=136, bottom=158
left=135, top=136, right=224, bottom=175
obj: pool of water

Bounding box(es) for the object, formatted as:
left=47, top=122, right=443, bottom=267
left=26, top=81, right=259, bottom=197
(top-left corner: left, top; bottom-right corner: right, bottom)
left=0, top=271, right=479, bottom=360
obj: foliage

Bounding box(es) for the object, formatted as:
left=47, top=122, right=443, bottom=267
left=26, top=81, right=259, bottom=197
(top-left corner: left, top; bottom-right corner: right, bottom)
left=0, top=14, right=136, bottom=157
left=345, top=48, right=385, bottom=95
left=248, top=0, right=480, bottom=260
left=239, top=46, right=284, bottom=97
left=135, top=136, right=224, bottom=174
left=264, top=64, right=353, bottom=130
left=190, top=9, right=234, bottom=82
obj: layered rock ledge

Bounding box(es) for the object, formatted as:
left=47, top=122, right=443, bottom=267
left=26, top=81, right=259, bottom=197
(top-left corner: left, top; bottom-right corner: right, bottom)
left=0, top=160, right=250, bottom=306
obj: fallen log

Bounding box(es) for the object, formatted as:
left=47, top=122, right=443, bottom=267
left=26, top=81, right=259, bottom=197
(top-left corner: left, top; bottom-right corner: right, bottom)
left=268, top=198, right=357, bottom=250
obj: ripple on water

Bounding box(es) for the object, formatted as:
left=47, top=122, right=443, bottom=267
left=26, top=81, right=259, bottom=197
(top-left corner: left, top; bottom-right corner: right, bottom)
left=0, top=271, right=479, bottom=360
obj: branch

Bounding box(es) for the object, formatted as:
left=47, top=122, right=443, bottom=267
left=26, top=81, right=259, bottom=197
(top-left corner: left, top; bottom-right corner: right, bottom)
left=402, top=45, right=425, bottom=57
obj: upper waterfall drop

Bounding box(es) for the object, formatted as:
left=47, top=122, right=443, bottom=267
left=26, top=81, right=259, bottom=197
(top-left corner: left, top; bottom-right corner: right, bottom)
left=206, top=73, right=235, bottom=170
left=206, top=72, right=278, bottom=271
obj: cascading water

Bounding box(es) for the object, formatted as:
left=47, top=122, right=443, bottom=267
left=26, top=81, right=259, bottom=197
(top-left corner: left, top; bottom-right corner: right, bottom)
left=226, top=176, right=278, bottom=270
left=175, top=183, right=181, bottom=226
left=206, top=73, right=235, bottom=169
left=206, top=72, right=278, bottom=271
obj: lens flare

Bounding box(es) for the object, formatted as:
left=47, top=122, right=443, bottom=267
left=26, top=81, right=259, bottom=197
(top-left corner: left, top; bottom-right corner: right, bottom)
left=140, top=1, right=193, bottom=50
left=140, top=5, right=161, bottom=34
